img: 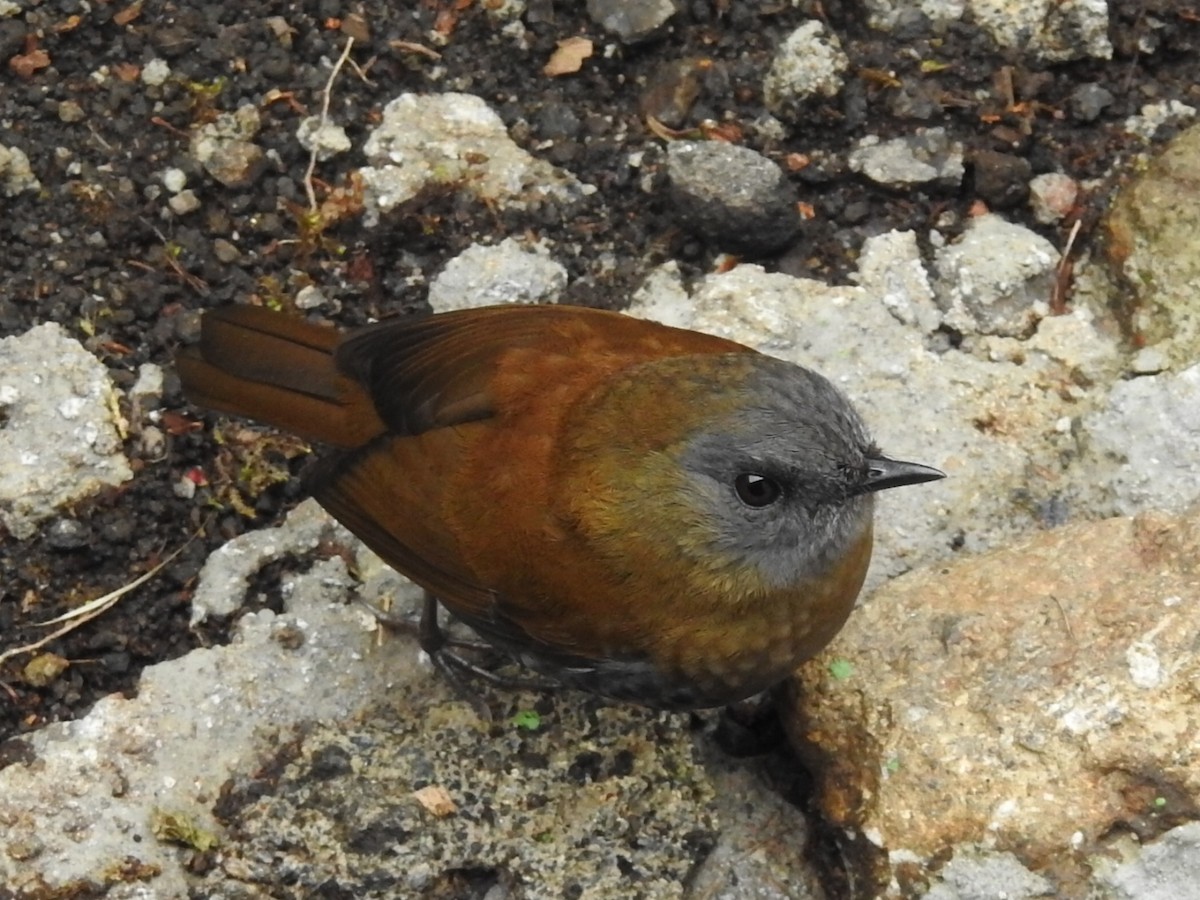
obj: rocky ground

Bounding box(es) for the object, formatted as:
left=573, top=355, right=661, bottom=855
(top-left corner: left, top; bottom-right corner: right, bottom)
left=1, top=1, right=1199, bottom=898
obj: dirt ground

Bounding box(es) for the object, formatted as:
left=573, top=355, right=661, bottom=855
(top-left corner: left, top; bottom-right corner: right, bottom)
left=0, top=0, right=1197, bottom=744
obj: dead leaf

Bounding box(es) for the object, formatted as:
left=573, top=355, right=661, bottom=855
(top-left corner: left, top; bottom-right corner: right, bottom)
left=544, top=36, right=593, bottom=77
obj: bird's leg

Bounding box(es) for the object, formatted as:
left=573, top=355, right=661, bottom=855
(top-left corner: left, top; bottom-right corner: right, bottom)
left=421, top=594, right=561, bottom=691
left=416, top=593, right=495, bottom=655
left=359, top=592, right=491, bottom=653
left=372, top=592, right=561, bottom=696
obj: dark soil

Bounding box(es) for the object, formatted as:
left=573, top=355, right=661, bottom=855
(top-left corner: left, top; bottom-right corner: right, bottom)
left=0, top=0, right=1197, bottom=744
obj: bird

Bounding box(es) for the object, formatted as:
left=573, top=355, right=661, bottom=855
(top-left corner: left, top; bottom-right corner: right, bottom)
left=176, top=303, right=944, bottom=710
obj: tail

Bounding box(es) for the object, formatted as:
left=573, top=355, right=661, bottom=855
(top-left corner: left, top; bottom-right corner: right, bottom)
left=176, top=306, right=382, bottom=446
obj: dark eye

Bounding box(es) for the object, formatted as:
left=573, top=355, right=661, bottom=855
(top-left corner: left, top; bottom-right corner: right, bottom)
left=734, top=473, right=782, bottom=508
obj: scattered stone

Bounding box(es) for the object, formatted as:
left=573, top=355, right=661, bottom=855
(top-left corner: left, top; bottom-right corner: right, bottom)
left=933, top=214, right=1057, bottom=337
left=970, top=148, right=1032, bottom=208
left=140, top=57, right=171, bottom=86
left=293, top=284, right=330, bottom=310
left=159, top=167, right=187, bottom=193
left=0, top=144, right=40, bottom=196
left=189, top=499, right=343, bottom=624
left=359, top=92, right=589, bottom=226
left=57, top=100, right=84, bottom=123
left=888, top=80, right=942, bottom=120
left=212, top=238, right=240, bottom=263
left=924, top=850, right=1054, bottom=900
left=190, top=105, right=266, bottom=189
left=296, top=115, right=351, bottom=161
left=128, top=363, right=164, bottom=416
left=0, top=323, right=132, bottom=540
left=1123, top=100, right=1198, bottom=141
left=639, top=57, right=710, bottom=130
left=972, top=0, right=1112, bottom=62
left=848, top=127, right=965, bottom=189
left=1069, top=82, right=1115, bottom=122
left=763, top=21, right=848, bottom=122
left=1029, top=172, right=1078, bottom=224
left=586, top=0, right=676, bottom=43
left=45, top=518, right=91, bottom=551
left=427, top=238, right=568, bottom=311
left=666, top=140, right=800, bottom=254
left=787, top=507, right=1200, bottom=898
left=167, top=188, right=200, bottom=215
left=864, top=0, right=1110, bottom=62
left=861, top=1, right=940, bottom=37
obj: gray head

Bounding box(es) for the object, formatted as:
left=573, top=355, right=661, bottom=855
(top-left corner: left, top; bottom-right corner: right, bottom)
left=562, top=351, right=943, bottom=599
left=674, top=354, right=943, bottom=590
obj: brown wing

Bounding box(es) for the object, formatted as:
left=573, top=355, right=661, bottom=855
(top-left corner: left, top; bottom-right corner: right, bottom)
left=314, top=305, right=744, bottom=616
left=306, top=428, right=501, bottom=610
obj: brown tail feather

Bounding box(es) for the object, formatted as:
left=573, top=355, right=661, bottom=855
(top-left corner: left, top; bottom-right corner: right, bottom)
left=176, top=306, right=384, bottom=447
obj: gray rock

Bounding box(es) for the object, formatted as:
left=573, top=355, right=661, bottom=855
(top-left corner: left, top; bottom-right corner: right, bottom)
left=195, top=688, right=716, bottom=898
left=427, top=238, right=568, bottom=311
left=189, top=105, right=266, bottom=188
left=667, top=140, right=800, bottom=254
left=296, top=115, right=351, bottom=161
left=690, top=749, right=826, bottom=898
left=1123, top=99, right=1198, bottom=141
left=189, top=498, right=351, bottom=624
left=1069, top=82, right=1115, bottom=122
left=934, top=214, right=1057, bottom=337
left=1130, top=343, right=1170, bottom=375
left=586, top=0, right=676, bottom=43
left=762, top=21, right=848, bottom=122
left=140, top=56, right=171, bottom=86
left=864, top=0, right=1111, bottom=62
left=359, top=92, right=590, bottom=226
left=1083, top=364, right=1200, bottom=516
left=167, top=188, right=200, bottom=215
left=924, top=850, right=1054, bottom=899
left=0, top=323, right=132, bottom=540
left=848, top=127, right=965, bottom=189
left=1098, top=823, right=1200, bottom=900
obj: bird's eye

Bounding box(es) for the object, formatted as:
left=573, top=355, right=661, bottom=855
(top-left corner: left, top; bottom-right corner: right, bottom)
left=734, top=473, right=782, bottom=508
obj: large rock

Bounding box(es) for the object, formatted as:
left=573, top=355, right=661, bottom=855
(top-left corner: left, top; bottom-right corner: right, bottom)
left=785, top=506, right=1200, bottom=897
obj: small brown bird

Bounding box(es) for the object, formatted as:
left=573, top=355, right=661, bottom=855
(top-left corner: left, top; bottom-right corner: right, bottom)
left=176, top=303, right=943, bottom=709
